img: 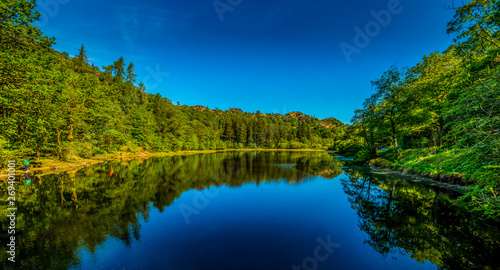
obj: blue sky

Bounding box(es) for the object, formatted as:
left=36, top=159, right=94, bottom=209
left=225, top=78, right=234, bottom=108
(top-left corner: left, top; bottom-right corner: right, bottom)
left=35, top=0, right=457, bottom=123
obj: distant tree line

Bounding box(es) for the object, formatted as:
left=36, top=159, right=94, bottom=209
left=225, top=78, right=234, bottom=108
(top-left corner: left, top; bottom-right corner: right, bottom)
left=0, top=0, right=345, bottom=163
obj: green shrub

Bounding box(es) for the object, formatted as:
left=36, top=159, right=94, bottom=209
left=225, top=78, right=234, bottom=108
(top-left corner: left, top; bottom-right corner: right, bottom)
left=0, top=137, right=16, bottom=168
left=369, top=158, right=391, bottom=168
left=289, top=141, right=308, bottom=149
left=94, top=149, right=107, bottom=156
left=353, top=146, right=372, bottom=163
left=278, top=139, right=289, bottom=149
left=73, top=140, right=94, bottom=158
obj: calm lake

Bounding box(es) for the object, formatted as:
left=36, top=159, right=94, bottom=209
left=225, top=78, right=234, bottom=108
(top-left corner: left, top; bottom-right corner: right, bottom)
left=1, top=151, right=500, bottom=270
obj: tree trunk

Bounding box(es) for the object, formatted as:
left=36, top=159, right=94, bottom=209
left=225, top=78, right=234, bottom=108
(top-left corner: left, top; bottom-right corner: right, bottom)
left=438, top=120, right=444, bottom=148
left=432, top=132, right=437, bottom=154
left=67, top=123, right=74, bottom=141
left=391, top=120, right=399, bottom=150
left=57, top=127, right=63, bottom=161
left=369, top=130, right=376, bottom=156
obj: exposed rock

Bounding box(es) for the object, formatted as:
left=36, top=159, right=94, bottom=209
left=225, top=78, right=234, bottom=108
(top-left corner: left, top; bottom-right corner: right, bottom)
left=191, top=105, right=212, bottom=112
left=228, top=108, right=244, bottom=113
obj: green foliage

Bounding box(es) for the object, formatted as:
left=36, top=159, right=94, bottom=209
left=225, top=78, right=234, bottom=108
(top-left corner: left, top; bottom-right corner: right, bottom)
left=447, top=0, right=500, bottom=54
left=0, top=0, right=346, bottom=168
left=0, top=0, right=55, bottom=49
left=288, top=140, right=308, bottom=149
left=459, top=185, right=500, bottom=220
left=353, top=146, right=372, bottom=163
left=368, top=158, right=390, bottom=168
left=344, top=1, right=500, bottom=218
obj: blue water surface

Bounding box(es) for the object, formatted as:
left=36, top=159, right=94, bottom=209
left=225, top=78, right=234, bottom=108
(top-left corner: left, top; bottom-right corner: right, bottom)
left=74, top=175, right=434, bottom=270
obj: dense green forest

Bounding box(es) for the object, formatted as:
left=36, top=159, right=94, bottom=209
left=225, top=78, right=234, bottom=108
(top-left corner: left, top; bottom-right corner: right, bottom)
left=1, top=0, right=499, bottom=217
left=0, top=1, right=344, bottom=163
left=335, top=0, right=500, bottom=218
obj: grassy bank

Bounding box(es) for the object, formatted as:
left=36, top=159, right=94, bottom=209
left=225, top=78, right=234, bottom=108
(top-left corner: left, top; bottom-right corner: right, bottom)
left=390, top=148, right=499, bottom=186
left=364, top=148, right=500, bottom=219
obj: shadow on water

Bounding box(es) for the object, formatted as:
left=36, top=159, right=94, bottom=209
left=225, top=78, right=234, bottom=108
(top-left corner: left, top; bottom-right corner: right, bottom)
left=0, top=151, right=499, bottom=269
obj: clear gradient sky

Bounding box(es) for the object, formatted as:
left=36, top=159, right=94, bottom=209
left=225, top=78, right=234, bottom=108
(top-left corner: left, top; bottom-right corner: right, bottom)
left=35, top=0, right=458, bottom=123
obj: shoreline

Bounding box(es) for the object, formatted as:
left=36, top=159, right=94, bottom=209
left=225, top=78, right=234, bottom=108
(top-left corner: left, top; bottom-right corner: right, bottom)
left=368, top=167, right=468, bottom=194
left=2, top=149, right=467, bottom=195
left=343, top=157, right=471, bottom=194
left=0, top=149, right=328, bottom=179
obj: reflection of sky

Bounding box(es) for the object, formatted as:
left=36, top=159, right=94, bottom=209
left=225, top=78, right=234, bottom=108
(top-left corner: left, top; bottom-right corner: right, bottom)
left=275, top=163, right=295, bottom=169
left=37, top=0, right=456, bottom=123
left=74, top=175, right=435, bottom=270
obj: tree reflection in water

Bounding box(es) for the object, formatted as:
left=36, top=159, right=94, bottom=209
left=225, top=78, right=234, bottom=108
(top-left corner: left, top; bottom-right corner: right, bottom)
left=1, top=151, right=499, bottom=270
left=341, top=168, right=500, bottom=269
left=0, top=151, right=342, bottom=270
